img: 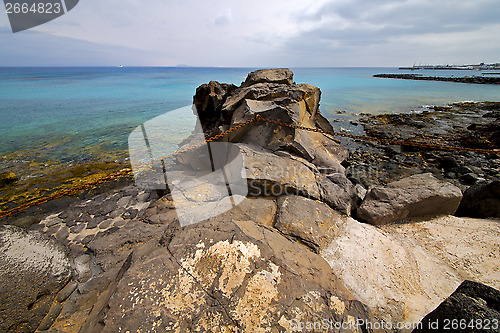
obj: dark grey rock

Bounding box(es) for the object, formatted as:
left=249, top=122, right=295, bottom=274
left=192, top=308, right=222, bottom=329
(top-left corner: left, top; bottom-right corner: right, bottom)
left=109, top=207, right=126, bottom=219
left=45, top=216, right=63, bottom=227
left=99, top=219, right=114, bottom=229
left=319, top=176, right=354, bottom=215
left=136, top=192, right=150, bottom=203
left=81, top=235, right=94, bottom=245
left=460, top=172, right=480, bottom=185
left=123, top=209, right=138, bottom=219
left=445, top=171, right=457, bottom=179
left=58, top=210, right=80, bottom=220
left=116, top=196, right=132, bottom=208
left=413, top=280, right=500, bottom=333
left=65, top=218, right=77, bottom=228
left=456, top=180, right=500, bottom=218
left=46, top=224, right=61, bottom=235
left=78, top=212, right=93, bottom=224
left=70, top=223, right=86, bottom=234
left=55, top=226, right=70, bottom=241
left=87, top=215, right=106, bottom=229
left=113, top=219, right=127, bottom=228
left=440, top=156, right=459, bottom=170
left=99, top=201, right=117, bottom=216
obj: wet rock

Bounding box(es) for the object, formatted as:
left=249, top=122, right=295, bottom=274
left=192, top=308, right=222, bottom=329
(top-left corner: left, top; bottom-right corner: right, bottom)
left=0, top=171, right=18, bottom=187
left=413, top=280, right=500, bottom=333
left=0, top=225, right=72, bottom=332
left=456, top=180, right=500, bottom=218
left=357, top=173, right=463, bottom=225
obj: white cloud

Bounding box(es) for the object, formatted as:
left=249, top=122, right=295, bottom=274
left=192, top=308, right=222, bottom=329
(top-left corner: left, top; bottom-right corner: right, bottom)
left=1, top=0, right=499, bottom=66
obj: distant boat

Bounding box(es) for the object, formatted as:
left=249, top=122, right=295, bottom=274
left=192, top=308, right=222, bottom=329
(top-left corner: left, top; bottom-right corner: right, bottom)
left=119, top=65, right=123, bottom=68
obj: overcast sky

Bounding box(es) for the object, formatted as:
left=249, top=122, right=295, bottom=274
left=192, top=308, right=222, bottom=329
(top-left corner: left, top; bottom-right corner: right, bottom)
left=1, top=0, right=499, bottom=66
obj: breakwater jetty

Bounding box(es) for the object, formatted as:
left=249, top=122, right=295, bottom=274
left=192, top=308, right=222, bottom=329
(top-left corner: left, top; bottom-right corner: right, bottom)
left=374, top=73, right=500, bottom=85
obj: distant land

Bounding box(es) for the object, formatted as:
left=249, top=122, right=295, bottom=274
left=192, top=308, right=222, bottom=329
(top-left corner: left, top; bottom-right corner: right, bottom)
left=400, top=62, right=500, bottom=70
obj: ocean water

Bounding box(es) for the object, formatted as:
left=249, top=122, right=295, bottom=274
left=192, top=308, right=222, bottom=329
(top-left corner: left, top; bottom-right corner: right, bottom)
left=1, top=66, right=499, bottom=161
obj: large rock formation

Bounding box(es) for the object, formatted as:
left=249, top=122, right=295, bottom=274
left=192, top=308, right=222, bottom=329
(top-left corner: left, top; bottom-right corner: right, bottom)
left=193, top=68, right=349, bottom=173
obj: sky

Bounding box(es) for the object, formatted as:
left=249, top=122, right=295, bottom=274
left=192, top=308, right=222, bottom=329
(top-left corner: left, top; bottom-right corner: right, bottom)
left=1, top=0, right=499, bottom=67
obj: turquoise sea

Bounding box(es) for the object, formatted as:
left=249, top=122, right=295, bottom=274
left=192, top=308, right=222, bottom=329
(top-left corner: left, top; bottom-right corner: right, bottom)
left=1, top=67, right=500, bottom=161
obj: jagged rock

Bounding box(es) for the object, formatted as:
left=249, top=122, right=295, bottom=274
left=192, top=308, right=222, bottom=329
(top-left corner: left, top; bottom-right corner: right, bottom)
left=413, top=280, right=500, bottom=333
left=357, top=173, right=463, bottom=225
left=193, top=81, right=237, bottom=125
left=241, top=68, right=294, bottom=87
left=191, top=68, right=348, bottom=173
left=456, top=180, right=500, bottom=218
left=0, top=225, right=72, bottom=332
left=240, top=144, right=322, bottom=200
left=275, top=195, right=347, bottom=253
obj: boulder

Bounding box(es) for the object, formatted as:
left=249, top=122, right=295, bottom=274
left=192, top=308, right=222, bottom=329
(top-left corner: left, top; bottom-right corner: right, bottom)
left=0, top=225, right=73, bottom=332
left=455, top=180, right=500, bottom=218
left=275, top=195, right=347, bottom=253
left=413, top=280, right=500, bottom=333
left=240, top=144, right=322, bottom=200
left=357, top=173, right=463, bottom=225
left=241, top=68, right=294, bottom=87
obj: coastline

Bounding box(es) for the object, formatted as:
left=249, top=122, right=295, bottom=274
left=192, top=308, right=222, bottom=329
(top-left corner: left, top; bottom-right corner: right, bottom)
left=2, top=100, right=499, bottom=226
left=2, top=69, right=499, bottom=332
left=374, top=73, right=500, bottom=84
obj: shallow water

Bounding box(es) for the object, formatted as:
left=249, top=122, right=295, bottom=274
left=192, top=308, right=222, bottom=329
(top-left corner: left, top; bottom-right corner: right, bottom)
left=1, top=66, right=499, bottom=160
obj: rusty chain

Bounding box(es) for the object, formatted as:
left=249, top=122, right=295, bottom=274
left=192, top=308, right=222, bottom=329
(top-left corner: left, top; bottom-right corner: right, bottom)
left=1, top=114, right=498, bottom=219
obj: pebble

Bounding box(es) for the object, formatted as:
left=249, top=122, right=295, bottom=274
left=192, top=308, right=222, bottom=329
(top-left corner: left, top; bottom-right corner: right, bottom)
left=116, top=196, right=132, bottom=208
left=99, top=219, right=113, bottom=229
left=70, top=223, right=86, bottom=234
left=55, top=227, right=70, bottom=241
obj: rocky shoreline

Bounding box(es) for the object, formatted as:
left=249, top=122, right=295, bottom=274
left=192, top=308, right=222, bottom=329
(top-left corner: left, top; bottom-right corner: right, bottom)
left=1, top=69, right=499, bottom=332
left=374, top=73, right=500, bottom=85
